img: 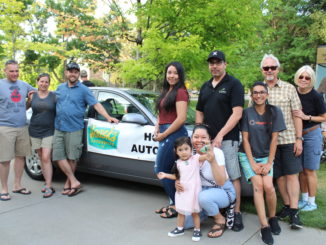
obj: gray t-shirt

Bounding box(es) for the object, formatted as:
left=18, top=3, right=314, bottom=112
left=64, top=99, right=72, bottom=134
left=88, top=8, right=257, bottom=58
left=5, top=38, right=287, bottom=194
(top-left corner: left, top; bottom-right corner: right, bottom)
left=0, top=79, right=35, bottom=127
left=239, top=105, right=286, bottom=158
left=29, top=92, right=56, bottom=138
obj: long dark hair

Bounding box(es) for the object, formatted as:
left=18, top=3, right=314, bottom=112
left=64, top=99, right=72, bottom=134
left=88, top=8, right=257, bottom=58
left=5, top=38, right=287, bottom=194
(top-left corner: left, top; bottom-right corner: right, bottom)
left=155, top=62, right=187, bottom=112
left=250, top=81, right=275, bottom=135
left=171, top=136, right=192, bottom=180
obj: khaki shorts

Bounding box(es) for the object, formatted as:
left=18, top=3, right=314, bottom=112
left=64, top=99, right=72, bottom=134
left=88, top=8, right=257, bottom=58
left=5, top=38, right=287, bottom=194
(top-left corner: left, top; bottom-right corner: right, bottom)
left=52, top=129, right=83, bottom=161
left=30, top=135, right=53, bottom=150
left=221, top=140, right=241, bottom=180
left=0, top=126, right=31, bottom=162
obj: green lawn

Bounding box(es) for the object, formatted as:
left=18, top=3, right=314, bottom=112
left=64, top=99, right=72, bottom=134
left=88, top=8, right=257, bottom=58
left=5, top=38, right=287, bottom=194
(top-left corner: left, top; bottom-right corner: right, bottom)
left=242, top=163, right=326, bottom=230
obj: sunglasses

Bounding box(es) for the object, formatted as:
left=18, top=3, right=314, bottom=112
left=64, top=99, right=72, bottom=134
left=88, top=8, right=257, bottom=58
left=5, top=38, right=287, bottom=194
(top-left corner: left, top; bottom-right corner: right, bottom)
left=262, top=66, right=278, bottom=71
left=298, top=75, right=311, bottom=81
left=252, top=91, right=268, bottom=96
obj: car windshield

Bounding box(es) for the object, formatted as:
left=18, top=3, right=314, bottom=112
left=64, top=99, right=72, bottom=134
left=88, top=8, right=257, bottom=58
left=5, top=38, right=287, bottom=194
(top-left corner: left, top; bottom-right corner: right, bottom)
left=128, top=92, right=195, bottom=125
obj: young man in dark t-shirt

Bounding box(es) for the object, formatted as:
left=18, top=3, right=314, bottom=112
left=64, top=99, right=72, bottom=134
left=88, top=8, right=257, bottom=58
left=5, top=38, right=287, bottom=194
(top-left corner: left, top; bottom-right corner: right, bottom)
left=196, top=50, right=245, bottom=233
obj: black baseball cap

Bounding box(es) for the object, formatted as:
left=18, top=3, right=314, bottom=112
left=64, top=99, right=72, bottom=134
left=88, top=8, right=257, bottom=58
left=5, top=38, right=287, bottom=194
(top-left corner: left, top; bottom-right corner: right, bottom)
left=66, top=62, right=80, bottom=71
left=207, top=50, right=226, bottom=62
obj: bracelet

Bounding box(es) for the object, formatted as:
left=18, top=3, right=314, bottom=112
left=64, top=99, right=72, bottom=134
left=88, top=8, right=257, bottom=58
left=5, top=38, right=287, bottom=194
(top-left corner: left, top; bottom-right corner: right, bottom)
left=309, top=115, right=312, bottom=122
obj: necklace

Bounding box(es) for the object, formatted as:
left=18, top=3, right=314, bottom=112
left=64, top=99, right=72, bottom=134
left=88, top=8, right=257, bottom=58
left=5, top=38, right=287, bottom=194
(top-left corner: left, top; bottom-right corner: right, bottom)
left=183, top=160, right=189, bottom=165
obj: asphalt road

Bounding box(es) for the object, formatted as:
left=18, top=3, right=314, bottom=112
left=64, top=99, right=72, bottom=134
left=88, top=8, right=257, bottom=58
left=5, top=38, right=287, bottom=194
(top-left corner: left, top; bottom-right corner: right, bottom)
left=1, top=166, right=326, bottom=245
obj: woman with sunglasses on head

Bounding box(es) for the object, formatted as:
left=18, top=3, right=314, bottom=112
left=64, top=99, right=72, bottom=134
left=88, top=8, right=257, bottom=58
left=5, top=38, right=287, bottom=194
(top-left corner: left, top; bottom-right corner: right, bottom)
left=239, top=82, right=286, bottom=245
left=154, top=62, right=189, bottom=218
left=293, top=65, right=326, bottom=212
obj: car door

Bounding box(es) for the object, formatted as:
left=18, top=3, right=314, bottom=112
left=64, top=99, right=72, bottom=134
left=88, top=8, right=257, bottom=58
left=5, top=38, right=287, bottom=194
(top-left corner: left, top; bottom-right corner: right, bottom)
left=83, top=90, right=159, bottom=179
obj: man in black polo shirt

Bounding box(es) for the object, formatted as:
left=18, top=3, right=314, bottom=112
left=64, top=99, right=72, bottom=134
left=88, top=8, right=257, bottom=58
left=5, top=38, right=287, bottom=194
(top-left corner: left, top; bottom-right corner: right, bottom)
left=196, top=50, right=244, bottom=233
left=80, top=70, right=95, bottom=87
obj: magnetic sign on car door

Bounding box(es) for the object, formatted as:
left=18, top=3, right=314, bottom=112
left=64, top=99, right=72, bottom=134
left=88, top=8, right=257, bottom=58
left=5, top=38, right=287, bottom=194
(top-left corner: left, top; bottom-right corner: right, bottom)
left=88, top=124, right=119, bottom=150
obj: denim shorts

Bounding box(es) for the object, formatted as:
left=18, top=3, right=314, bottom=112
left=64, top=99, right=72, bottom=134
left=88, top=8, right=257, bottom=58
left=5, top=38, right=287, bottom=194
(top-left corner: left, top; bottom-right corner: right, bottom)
left=302, top=126, right=322, bottom=170
left=238, top=152, right=273, bottom=183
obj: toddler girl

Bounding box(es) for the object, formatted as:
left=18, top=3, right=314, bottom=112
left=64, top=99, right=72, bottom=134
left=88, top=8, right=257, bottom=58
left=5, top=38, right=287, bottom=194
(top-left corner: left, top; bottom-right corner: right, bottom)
left=158, top=136, right=210, bottom=242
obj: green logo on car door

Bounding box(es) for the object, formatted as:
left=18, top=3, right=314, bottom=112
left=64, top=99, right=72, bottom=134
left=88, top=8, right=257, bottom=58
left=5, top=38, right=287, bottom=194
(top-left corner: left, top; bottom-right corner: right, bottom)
left=88, top=125, right=119, bottom=149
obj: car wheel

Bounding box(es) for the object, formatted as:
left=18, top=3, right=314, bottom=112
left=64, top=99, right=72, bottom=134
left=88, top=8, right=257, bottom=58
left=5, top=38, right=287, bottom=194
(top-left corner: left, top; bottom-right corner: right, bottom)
left=25, top=151, right=44, bottom=180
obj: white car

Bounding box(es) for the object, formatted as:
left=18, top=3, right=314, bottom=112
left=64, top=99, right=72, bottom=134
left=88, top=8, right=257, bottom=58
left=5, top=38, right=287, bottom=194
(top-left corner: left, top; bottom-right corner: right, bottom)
left=25, top=87, right=252, bottom=195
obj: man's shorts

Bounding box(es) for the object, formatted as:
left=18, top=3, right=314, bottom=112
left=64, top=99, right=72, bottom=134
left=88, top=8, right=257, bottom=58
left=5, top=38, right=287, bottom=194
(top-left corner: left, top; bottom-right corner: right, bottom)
left=238, top=152, right=273, bottom=183
left=273, top=143, right=302, bottom=178
left=221, top=140, right=241, bottom=180
left=30, top=135, right=53, bottom=151
left=52, top=129, right=83, bottom=161
left=0, top=126, right=31, bottom=162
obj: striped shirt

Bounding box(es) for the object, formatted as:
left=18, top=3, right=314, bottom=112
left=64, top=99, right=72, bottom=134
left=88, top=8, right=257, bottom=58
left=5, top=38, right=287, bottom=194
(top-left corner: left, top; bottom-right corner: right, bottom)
left=249, top=80, right=302, bottom=145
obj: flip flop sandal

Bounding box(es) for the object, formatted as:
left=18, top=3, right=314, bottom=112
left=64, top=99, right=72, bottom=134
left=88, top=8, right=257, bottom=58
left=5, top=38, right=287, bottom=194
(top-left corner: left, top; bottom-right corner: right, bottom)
left=68, top=187, right=82, bottom=197
left=12, top=188, right=32, bottom=195
left=43, top=187, right=55, bottom=198
left=41, top=184, right=46, bottom=193
left=0, top=193, right=11, bottom=201
left=207, top=223, right=225, bottom=238
left=155, top=206, right=170, bottom=214
left=61, top=188, right=71, bottom=195
left=160, top=207, right=178, bottom=218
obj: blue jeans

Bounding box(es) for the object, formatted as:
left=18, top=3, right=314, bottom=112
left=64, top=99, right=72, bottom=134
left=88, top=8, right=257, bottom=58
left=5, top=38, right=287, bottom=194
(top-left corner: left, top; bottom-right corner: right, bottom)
left=154, top=124, right=188, bottom=205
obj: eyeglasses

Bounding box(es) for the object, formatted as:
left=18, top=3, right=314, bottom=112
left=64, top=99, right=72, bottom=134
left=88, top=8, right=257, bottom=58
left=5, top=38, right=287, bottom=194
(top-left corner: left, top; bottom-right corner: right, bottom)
left=262, top=66, right=278, bottom=71
left=298, top=75, right=311, bottom=81
left=252, top=91, right=267, bottom=96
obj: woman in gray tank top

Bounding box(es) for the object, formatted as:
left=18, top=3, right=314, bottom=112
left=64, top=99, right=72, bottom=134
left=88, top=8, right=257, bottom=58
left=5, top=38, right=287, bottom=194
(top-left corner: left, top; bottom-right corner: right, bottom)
left=28, top=73, right=56, bottom=198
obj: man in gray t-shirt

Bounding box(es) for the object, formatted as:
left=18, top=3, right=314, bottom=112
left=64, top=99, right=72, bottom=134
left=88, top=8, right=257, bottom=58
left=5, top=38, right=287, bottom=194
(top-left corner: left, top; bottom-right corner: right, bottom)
left=0, top=60, right=35, bottom=200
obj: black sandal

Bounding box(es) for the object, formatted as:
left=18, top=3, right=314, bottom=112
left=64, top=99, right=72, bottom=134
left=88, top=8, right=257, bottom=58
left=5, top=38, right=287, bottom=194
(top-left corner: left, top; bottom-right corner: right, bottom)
left=160, top=207, right=178, bottom=218
left=155, top=206, right=169, bottom=214
left=207, top=223, right=225, bottom=238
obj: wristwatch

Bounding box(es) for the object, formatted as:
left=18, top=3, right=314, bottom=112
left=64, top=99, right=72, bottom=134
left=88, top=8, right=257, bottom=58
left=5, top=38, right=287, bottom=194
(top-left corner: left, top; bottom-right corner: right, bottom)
left=296, top=137, right=304, bottom=141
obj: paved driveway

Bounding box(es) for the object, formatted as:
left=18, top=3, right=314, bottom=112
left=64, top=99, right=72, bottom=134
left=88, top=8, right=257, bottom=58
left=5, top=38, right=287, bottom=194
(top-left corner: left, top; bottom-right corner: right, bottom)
left=1, top=167, right=325, bottom=245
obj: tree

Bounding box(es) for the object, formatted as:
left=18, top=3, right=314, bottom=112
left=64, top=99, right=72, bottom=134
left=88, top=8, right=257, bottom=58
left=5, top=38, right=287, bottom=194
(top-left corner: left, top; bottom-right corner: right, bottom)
left=260, top=0, right=325, bottom=83
left=115, top=0, right=265, bottom=89
left=45, top=0, right=123, bottom=72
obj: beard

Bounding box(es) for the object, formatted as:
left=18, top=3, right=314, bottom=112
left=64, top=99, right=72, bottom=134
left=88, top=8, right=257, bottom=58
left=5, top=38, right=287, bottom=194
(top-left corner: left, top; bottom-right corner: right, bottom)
left=265, top=75, right=275, bottom=81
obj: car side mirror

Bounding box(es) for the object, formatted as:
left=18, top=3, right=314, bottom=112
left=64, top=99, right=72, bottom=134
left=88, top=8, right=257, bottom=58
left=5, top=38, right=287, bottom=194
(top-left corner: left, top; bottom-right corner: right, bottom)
left=121, top=113, right=148, bottom=125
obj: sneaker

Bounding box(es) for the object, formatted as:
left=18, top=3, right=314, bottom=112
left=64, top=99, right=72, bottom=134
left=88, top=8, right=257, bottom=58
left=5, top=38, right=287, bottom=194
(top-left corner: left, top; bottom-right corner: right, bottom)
left=276, top=205, right=290, bottom=220
left=168, top=227, right=184, bottom=237
left=232, top=212, right=244, bottom=232
left=298, top=200, right=308, bottom=209
left=226, top=201, right=236, bottom=229
left=192, top=230, right=202, bottom=242
left=260, top=226, right=274, bottom=245
left=289, top=210, right=303, bottom=229
left=301, top=202, right=317, bottom=212
left=268, top=217, right=281, bottom=235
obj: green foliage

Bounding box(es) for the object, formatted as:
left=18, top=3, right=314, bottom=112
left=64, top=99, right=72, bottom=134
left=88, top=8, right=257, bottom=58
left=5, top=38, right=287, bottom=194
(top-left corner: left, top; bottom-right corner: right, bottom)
left=311, top=11, right=326, bottom=42
left=118, top=0, right=265, bottom=89
left=0, top=0, right=325, bottom=91
left=260, top=0, right=324, bottom=83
